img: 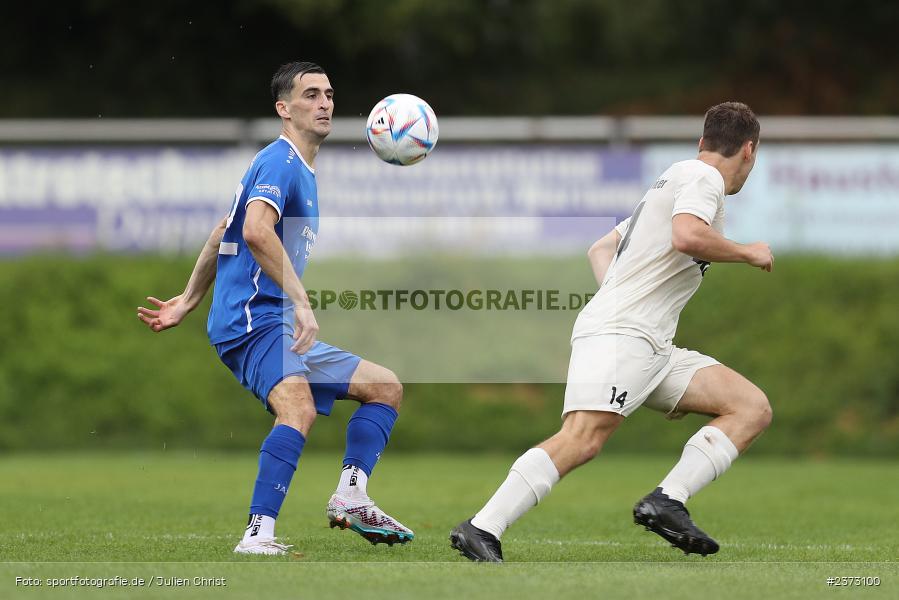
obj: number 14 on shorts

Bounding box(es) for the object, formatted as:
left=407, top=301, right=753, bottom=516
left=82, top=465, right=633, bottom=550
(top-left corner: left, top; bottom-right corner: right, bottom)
left=610, top=386, right=627, bottom=408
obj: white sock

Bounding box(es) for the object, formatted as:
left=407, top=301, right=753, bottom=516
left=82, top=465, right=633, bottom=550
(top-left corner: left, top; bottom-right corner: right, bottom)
left=471, top=448, right=560, bottom=540
left=336, top=465, right=369, bottom=500
left=243, top=514, right=276, bottom=541
left=659, top=425, right=739, bottom=504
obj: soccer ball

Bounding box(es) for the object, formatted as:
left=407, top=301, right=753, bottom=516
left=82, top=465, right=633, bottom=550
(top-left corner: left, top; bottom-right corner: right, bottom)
left=365, top=94, right=439, bottom=166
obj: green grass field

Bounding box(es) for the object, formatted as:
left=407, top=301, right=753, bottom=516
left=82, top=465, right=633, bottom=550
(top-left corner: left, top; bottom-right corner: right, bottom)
left=1, top=452, right=896, bottom=599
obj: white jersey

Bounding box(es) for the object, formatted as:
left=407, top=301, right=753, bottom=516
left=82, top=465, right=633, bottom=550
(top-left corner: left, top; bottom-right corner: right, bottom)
left=571, top=159, right=726, bottom=351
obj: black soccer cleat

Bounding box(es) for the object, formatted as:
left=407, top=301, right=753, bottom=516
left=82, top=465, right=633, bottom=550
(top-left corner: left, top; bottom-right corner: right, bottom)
left=633, top=487, right=720, bottom=556
left=450, top=519, right=504, bottom=562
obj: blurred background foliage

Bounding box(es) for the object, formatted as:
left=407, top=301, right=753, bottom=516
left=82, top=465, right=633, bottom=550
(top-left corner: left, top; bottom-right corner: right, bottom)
left=1, top=255, right=897, bottom=456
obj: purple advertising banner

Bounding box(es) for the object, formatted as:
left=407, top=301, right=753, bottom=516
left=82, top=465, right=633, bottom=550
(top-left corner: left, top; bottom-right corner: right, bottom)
left=0, top=145, right=643, bottom=255
left=4, top=143, right=899, bottom=255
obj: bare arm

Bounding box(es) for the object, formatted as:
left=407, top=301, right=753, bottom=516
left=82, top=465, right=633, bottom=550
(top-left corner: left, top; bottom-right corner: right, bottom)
left=243, top=201, right=319, bottom=353
left=137, top=217, right=227, bottom=332
left=183, top=217, right=228, bottom=309
left=672, top=213, right=773, bottom=271
left=587, top=228, right=622, bottom=287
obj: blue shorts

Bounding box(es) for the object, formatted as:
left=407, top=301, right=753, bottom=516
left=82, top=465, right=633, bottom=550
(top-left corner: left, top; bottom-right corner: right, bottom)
left=215, top=324, right=362, bottom=416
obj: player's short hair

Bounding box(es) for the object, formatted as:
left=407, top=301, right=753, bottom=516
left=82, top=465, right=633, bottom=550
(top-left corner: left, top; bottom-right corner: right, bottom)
left=271, top=61, right=326, bottom=102
left=701, top=102, right=760, bottom=157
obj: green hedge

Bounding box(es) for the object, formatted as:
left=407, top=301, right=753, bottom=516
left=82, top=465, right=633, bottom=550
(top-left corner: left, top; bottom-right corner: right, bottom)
left=1, top=254, right=897, bottom=456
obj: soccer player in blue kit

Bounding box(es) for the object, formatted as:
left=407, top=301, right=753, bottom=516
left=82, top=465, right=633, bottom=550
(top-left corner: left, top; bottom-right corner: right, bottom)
left=137, top=62, right=413, bottom=555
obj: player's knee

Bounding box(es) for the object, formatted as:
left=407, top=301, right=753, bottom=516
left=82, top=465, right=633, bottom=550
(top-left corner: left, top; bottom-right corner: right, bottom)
left=294, top=403, right=318, bottom=431
left=375, top=371, right=403, bottom=411
left=273, top=399, right=317, bottom=431
left=743, top=390, right=772, bottom=433
left=755, top=393, right=773, bottom=431
left=385, top=380, right=403, bottom=411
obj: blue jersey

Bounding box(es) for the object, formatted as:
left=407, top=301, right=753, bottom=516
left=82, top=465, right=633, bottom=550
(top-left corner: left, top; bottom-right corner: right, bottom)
left=208, top=136, right=319, bottom=344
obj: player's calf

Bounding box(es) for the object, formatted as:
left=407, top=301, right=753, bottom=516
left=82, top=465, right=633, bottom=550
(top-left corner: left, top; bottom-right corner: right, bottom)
left=538, top=410, right=623, bottom=478
left=328, top=361, right=410, bottom=547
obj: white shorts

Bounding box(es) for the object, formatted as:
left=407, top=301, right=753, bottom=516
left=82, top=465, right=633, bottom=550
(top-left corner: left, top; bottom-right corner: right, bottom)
left=562, top=334, right=719, bottom=418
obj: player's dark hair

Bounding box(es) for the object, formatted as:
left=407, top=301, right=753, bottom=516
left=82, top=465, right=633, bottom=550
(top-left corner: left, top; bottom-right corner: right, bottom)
left=701, top=102, right=760, bottom=158
left=271, top=61, right=326, bottom=102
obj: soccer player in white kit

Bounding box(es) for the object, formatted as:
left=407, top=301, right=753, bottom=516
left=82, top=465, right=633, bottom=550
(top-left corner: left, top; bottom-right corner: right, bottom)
left=451, top=102, right=774, bottom=561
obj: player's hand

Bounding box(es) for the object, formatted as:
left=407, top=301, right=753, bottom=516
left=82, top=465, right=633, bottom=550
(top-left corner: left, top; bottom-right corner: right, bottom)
left=291, top=306, right=319, bottom=354
left=744, top=242, right=774, bottom=272
left=137, top=295, right=191, bottom=332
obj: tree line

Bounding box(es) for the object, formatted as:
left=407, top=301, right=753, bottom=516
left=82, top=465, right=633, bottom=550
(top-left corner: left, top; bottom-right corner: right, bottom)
left=2, top=0, right=896, bottom=118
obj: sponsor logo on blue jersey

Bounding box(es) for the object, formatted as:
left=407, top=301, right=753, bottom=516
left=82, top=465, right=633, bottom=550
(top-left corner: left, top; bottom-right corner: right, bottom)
left=255, top=184, right=281, bottom=198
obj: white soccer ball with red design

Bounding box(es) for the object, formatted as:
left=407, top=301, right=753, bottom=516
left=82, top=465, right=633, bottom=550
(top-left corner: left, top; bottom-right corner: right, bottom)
left=365, top=94, right=439, bottom=166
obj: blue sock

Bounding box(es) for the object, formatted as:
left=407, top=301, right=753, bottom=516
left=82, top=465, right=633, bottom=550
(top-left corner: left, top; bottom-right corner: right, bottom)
left=343, top=403, right=398, bottom=476
left=249, top=424, right=305, bottom=519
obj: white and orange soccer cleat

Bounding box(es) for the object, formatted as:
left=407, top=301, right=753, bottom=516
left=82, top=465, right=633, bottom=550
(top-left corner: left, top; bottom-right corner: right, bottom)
left=326, top=494, right=414, bottom=546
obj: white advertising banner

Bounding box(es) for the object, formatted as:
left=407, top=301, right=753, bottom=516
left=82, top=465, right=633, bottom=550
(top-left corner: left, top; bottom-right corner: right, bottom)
left=645, top=145, right=899, bottom=254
